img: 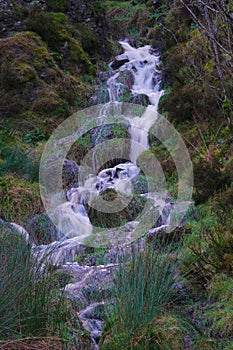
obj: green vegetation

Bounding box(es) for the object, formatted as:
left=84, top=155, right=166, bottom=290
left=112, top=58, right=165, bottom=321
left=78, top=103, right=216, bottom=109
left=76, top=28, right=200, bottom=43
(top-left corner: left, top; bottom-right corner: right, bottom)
left=103, top=0, right=152, bottom=41
left=100, top=245, right=184, bottom=349
left=0, top=176, right=43, bottom=224
left=26, top=11, right=95, bottom=76
left=46, top=0, right=68, bottom=13
left=67, top=123, right=130, bottom=166
left=0, top=0, right=232, bottom=348
left=0, top=225, right=92, bottom=349
left=0, top=31, right=92, bottom=132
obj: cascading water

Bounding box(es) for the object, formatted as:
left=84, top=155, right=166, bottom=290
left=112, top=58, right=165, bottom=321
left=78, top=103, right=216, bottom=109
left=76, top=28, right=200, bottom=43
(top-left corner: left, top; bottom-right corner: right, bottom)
left=115, top=41, right=163, bottom=163
left=34, top=41, right=166, bottom=349
left=51, top=41, right=164, bottom=246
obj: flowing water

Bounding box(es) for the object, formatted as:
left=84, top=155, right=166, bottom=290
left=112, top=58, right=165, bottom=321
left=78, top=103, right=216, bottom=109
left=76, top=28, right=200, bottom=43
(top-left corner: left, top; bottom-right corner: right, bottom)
left=5, top=41, right=192, bottom=349
left=64, top=41, right=165, bottom=348
left=51, top=41, right=164, bottom=246
left=29, top=41, right=166, bottom=348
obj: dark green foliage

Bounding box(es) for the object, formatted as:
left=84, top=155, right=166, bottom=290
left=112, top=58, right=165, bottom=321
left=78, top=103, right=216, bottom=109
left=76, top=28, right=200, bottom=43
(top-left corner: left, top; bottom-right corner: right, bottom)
left=0, top=31, right=86, bottom=129
left=26, top=12, right=71, bottom=48
left=26, top=12, right=95, bottom=75
left=46, top=0, right=68, bottom=12
left=0, top=147, right=40, bottom=181
left=151, top=1, right=233, bottom=123
left=181, top=207, right=233, bottom=287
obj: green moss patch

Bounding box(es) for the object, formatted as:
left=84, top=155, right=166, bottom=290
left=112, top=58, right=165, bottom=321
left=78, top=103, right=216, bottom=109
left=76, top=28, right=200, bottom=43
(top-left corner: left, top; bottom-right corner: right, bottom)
left=0, top=31, right=93, bottom=131
left=0, top=176, right=44, bottom=224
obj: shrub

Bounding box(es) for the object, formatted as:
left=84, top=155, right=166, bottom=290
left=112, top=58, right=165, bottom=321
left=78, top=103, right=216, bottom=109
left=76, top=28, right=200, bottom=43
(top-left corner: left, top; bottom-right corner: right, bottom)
left=181, top=207, right=233, bottom=287
left=46, top=0, right=68, bottom=12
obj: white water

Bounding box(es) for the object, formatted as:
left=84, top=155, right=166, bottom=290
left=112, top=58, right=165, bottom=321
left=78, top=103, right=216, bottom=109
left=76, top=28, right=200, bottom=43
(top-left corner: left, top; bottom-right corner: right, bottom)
left=4, top=41, right=186, bottom=350
left=108, top=41, right=163, bottom=162
left=51, top=41, right=164, bottom=244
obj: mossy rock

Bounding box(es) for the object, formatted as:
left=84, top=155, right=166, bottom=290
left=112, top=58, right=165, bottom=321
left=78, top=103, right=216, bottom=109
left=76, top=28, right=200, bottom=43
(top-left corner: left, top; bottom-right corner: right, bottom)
left=26, top=213, right=61, bottom=244
left=76, top=23, right=100, bottom=55
left=26, top=12, right=71, bottom=48
left=68, top=38, right=95, bottom=75
left=0, top=32, right=56, bottom=91
left=26, top=11, right=95, bottom=75
left=0, top=175, right=44, bottom=224
left=0, top=31, right=91, bottom=129
left=88, top=189, right=147, bottom=228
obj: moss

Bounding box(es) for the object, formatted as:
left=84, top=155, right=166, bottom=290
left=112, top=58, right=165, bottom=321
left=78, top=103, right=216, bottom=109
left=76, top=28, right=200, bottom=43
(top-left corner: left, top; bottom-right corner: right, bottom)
left=26, top=11, right=96, bottom=75
left=46, top=0, right=68, bottom=13
left=26, top=12, right=71, bottom=48
left=68, top=38, right=95, bottom=75
left=0, top=31, right=92, bottom=130
left=0, top=176, right=44, bottom=224
left=88, top=190, right=147, bottom=228
left=101, top=314, right=185, bottom=349
left=76, top=23, right=99, bottom=55
left=13, top=63, right=38, bottom=83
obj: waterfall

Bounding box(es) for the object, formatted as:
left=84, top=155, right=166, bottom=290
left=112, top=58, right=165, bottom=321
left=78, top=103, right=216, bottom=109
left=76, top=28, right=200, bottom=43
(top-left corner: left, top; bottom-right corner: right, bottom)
left=35, top=42, right=165, bottom=348
left=107, top=41, right=163, bottom=163
left=51, top=41, right=164, bottom=243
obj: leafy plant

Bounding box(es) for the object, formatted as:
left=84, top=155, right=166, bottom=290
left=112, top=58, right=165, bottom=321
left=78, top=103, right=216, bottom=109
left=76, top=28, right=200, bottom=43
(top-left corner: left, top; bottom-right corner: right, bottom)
left=23, top=128, right=46, bottom=144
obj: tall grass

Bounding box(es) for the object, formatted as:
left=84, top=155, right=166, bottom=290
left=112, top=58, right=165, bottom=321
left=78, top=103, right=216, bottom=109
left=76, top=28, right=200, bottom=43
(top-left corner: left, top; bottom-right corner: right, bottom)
left=0, top=224, right=66, bottom=341
left=103, top=241, right=179, bottom=346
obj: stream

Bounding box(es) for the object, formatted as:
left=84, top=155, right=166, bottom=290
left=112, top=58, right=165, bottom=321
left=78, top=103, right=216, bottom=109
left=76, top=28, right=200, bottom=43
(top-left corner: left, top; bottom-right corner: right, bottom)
left=61, top=40, right=165, bottom=349
left=10, top=41, right=172, bottom=349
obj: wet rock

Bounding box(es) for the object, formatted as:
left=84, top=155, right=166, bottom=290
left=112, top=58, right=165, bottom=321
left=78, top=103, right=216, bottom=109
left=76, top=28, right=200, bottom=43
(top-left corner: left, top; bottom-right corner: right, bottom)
left=62, top=158, right=80, bottom=189
left=127, top=93, right=150, bottom=105
left=110, top=58, right=129, bottom=70
left=26, top=213, right=63, bottom=244
left=33, top=237, right=86, bottom=265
